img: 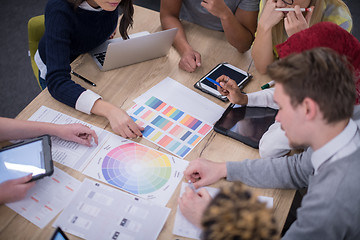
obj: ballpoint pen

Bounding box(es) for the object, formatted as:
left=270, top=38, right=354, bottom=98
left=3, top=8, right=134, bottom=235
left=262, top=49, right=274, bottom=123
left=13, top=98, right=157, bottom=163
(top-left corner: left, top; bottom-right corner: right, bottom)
left=71, top=70, right=96, bottom=87
left=261, top=80, right=275, bottom=90
left=205, top=77, right=222, bottom=88
left=188, top=180, right=196, bottom=191
left=275, top=8, right=312, bottom=12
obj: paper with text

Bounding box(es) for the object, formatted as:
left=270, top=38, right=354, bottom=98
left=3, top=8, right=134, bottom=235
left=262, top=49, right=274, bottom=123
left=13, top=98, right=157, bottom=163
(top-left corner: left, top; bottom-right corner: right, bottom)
left=6, top=167, right=81, bottom=229
left=53, top=178, right=170, bottom=240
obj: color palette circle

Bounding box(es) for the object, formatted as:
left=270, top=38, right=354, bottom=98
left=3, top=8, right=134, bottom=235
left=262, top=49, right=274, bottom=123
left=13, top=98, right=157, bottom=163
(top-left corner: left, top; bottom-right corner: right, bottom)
left=102, top=143, right=172, bottom=194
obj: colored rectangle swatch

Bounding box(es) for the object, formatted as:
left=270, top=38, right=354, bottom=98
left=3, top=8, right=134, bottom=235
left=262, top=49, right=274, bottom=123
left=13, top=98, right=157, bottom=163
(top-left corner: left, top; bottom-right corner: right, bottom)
left=133, top=106, right=145, bottom=116
left=143, top=125, right=155, bottom=137
left=158, top=135, right=173, bottom=147
left=145, top=96, right=166, bottom=111
left=198, top=124, right=212, bottom=135
left=129, top=96, right=213, bottom=158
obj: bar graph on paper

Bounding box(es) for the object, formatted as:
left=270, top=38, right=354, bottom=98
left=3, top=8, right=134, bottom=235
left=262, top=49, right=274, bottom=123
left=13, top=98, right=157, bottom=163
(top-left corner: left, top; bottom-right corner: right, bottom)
left=128, top=96, right=213, bottom=158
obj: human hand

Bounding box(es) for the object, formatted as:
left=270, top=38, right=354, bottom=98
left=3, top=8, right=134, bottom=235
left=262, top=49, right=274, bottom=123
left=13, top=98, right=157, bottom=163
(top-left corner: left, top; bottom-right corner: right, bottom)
left=258, top=0, right=285, bottom=31
left=201, top=0, right=231, bottom=20
left=216, top=75, right=248, bottom=105
left=0, top=174, right=36, bottom=204
left=179, top=49, right=201, bottom=73
left=108, top=107, right=144, bottom=138
left=184, top=158, right=227, bottom=189
left=284, top=5, right=314, bottom=37
left=178, top=187, right=212, bottom=228
left=56, top=123, right=98, bottom=147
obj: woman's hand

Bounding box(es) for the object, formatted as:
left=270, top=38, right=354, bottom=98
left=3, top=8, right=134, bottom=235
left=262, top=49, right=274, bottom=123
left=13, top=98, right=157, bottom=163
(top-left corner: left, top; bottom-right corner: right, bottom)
left=258, top=0, right=285, bottom=32
left=284, top=5, right=314, bottom=37
left=107, top=107, right=144, bottom=138
left=55, top=123, right=98, bottom=147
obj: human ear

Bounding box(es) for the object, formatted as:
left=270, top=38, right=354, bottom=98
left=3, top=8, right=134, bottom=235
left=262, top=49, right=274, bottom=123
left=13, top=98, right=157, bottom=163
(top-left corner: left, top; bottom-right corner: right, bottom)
left=302, top=97, right=317, bottom=121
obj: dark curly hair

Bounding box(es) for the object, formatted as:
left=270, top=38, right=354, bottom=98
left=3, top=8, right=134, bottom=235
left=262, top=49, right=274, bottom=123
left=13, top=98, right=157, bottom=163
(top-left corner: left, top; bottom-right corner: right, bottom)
left=201, top=183, right=279, bottom=240
left=67, top=0, right=133, bottom=39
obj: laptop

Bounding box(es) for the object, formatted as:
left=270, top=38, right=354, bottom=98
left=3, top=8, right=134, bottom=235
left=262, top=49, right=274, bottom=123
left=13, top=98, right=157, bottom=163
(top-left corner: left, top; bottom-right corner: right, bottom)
left=89, top=28, right=178, bottom=71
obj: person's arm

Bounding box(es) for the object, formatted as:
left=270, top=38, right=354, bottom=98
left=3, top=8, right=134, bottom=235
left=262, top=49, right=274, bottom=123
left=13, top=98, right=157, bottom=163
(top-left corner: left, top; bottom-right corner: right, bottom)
left=43, top=6, right=141, bottom=138
left=160, top=0, right=201, bottom=72
left=251, top=0, right=284, bottom=74
left=202, top=0, right=258, bottom=52
left=226, top=149, right=313, bottom=189
left=0, top=117, right=98, bottom=146
left=258, top=121, right=291, bottom=158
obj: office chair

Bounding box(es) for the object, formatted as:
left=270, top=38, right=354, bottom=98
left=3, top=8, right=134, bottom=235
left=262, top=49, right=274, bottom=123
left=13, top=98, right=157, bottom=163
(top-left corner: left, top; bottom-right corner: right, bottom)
left=28, top=15, right=45, bottom=90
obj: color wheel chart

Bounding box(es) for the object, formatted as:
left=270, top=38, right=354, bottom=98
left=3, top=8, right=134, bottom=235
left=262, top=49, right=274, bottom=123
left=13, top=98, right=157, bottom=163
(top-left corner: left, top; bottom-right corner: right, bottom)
left=128, top=96, right=213, bottom=158
left=83, top=135, right=188, bottom=206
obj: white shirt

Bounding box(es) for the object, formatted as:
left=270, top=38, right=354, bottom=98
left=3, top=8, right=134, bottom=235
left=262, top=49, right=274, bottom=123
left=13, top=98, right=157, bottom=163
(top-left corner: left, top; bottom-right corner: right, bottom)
left=311, top=119, right=360, bottom=175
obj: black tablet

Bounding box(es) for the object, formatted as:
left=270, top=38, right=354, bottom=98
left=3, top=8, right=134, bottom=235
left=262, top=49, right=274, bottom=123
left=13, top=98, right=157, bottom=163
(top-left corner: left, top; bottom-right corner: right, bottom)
left=214, top=104, right=278, bottom=148
left=0, top=135, right=53, bottom=183
left=50, top=227, right=69, bottom=240
left=194, top=63, right=252, bottom=102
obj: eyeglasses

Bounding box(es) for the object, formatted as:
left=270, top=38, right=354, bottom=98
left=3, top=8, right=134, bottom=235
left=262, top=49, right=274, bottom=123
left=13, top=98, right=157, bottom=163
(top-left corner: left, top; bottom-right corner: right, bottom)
left=282, top=0, right=294, bottom=5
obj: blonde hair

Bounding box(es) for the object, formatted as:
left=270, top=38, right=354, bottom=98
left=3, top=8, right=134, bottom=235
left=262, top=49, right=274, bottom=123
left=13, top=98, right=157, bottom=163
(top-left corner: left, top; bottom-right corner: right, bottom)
left=268, top=0, right=351, bottom=47
left=201, top=183, right=279, bottom=240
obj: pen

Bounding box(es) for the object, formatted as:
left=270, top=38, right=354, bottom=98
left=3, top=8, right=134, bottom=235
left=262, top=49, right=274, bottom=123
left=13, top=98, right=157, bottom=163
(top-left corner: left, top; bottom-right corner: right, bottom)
left=205, top=77, right=222, bottom=88
left=261, top=80, right=275, bottom=90
left=275, top=8, right=312, bottom=12
left=71, top=71, right=96, bottom=87
left=188, top=180, right=196, bottom=191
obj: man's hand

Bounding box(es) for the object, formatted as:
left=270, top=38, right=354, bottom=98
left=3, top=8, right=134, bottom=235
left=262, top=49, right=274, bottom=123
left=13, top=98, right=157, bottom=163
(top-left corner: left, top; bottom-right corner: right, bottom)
left=179, top=49, right=201, bottom=72
left=184, top=158, right=227, bottom=189
left=178, top=187, right=212, bottom=228
left=216, top=75, right=248, bottom=105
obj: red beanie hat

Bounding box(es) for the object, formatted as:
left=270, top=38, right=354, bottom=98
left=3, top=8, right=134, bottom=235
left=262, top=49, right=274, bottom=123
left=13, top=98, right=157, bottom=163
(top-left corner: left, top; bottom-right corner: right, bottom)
left=276, top=22, right=360, bottom=104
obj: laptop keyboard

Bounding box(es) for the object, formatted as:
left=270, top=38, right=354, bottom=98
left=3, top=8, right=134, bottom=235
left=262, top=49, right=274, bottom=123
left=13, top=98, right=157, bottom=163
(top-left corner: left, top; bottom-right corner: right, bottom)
left=94, top=52, right=106, bottom=66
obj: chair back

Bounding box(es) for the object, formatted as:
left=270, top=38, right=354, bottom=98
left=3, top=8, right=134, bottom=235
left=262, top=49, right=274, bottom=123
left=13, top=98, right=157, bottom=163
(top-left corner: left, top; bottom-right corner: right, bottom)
left=28, top=15, right=45, bottom=90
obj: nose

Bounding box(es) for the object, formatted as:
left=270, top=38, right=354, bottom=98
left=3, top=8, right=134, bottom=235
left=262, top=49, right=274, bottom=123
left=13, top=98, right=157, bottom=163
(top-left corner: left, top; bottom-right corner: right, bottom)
left=275, top=111, right=280, bottom=122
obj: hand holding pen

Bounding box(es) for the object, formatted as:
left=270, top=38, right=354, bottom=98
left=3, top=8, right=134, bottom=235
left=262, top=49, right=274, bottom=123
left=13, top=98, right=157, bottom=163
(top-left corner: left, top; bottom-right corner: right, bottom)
left=216, top=75, right=248, bottom=105
left=178, top=180, right=212, bottom=228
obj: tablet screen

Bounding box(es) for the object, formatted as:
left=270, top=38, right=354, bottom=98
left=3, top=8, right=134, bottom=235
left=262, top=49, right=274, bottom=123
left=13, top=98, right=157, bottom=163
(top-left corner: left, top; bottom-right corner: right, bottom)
left=202, top=64, right=248, bottom=90
left=214, top=105, right=277, bottom=148
left=0, top=139, right=46, bottom=183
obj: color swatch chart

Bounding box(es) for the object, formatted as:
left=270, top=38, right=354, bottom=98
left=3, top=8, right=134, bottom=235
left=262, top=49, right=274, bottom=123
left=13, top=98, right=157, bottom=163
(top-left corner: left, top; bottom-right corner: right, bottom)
left=83, top=134, right=189, bottom=206
left=128, top=96, right=213, bottom=158
left=102, top=143, right=171, bottom=195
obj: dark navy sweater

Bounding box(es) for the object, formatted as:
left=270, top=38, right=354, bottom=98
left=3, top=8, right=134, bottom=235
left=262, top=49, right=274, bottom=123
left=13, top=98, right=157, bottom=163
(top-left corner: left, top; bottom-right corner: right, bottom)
left=38, top=0, right=118, bottom=108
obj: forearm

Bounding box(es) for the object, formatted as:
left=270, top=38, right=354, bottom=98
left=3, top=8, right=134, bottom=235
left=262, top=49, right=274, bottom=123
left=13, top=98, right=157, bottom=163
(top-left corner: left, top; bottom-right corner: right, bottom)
left=0, top=118, right=61, bottom=141
left=226, top=150, right=312, bottom=189
left=160, top=14, right=193, bottom=55
left=221, top=11, right=255, bottom=52
left=251, top=25, right=275, bottom=74
left=90, top=99, right=116, bottom=120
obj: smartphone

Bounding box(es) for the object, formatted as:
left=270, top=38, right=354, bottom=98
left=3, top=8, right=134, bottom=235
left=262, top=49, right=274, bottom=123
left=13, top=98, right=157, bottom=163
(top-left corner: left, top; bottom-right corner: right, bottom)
left=194, top=63, right=252, bottom=101
left=0, top=135, right=53, bottom=183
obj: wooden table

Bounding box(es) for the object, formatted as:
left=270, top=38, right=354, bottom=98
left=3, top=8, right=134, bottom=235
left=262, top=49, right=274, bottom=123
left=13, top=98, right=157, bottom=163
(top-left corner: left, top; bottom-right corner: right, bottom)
left=0, top=6, right=295, bottom=240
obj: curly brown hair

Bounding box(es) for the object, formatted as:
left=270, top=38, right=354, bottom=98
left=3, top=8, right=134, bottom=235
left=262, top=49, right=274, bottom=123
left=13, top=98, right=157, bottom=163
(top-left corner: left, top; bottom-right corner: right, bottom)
left=67, top=0, right=133, bottom=39
left=201, top=183, right=279, bottom=240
